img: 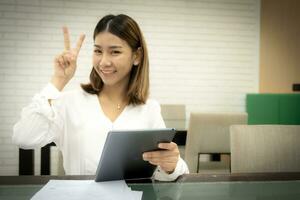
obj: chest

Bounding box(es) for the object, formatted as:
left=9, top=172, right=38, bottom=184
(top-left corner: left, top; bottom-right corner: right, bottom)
left=97, top=96, right=128, bottom=123
left=100, top=103, right=125, bottom=123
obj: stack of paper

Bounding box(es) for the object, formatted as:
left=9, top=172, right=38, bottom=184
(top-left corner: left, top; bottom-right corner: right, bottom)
left=31, top=180, right=142, bottom=200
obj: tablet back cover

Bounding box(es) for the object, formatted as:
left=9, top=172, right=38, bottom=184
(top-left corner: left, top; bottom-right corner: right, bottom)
left=95, top=129, right=175, bottom=182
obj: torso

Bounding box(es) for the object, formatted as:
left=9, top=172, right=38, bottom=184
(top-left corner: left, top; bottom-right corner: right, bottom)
left=59, top=90, right=165, bottom=175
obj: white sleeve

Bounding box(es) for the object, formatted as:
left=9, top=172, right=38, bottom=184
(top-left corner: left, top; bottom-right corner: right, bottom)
left=12, top=83, right=65, bottom=149
left=150, top=100, right=190, bottom=181
left=153, top=157, right=189, bottom=181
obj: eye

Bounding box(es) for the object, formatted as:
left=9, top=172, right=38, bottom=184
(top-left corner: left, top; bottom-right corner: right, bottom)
left=94, top=49, right=102, bottom=54
left=111, top=50, right=121, bottom=55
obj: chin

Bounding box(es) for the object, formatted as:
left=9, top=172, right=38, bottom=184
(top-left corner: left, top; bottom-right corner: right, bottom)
left=101, top=79, right=117, bottom=86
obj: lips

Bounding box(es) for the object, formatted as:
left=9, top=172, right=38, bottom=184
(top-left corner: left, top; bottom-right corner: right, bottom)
left=100, top=69, right=117, bottom=74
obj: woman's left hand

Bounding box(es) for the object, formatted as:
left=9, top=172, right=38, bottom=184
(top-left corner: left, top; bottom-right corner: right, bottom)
left=143, top=142, right=180, bottom=173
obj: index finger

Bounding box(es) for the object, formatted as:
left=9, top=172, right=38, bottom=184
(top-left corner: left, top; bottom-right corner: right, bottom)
left=63, top=26, right=71, bottom=50
left=158, top=142, right=177, bottom=150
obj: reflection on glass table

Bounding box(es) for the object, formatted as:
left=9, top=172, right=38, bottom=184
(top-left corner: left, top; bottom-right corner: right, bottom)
left=1, top=173, right=300, bottom=200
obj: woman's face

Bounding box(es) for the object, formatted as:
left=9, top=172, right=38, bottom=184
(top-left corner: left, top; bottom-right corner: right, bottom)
left=93, top=32, right=139, bottom=88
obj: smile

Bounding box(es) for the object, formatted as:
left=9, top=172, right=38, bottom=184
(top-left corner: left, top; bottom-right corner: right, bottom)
left=100, top=69, right=117, bottom=74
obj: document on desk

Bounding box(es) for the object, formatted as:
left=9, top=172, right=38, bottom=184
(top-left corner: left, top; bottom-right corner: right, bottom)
left=30, top=180, right=142, bottom=200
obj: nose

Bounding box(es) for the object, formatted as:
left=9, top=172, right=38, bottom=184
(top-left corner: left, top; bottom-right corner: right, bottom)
left=99, top=53, right=112, bottom=67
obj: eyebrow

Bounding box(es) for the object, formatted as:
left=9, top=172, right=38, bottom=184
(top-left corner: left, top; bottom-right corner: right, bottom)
left=94, top=44, right=123, bottom=49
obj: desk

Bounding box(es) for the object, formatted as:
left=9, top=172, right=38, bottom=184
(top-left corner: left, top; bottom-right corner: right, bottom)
left=1, top=173, right=300, bottom=200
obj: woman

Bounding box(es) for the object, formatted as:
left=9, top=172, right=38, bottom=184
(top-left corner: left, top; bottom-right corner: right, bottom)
left=13, top=14, right=189, bottom=181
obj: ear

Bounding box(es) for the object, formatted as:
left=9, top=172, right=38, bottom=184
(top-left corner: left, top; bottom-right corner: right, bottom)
left=133, top=47, right=142, bottom=66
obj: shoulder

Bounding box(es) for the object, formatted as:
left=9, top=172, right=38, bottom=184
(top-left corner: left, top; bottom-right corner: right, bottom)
left=141, top=99, right=165, bottom=128
left=143, top=99, right=161, bottom=111
left=60, top=88, right=87, bottom=99
left=129, top=98, right=161, bottom=114
left=57, top=86, right=95, bottom=105
left=145, top=99, right=161, bottom=108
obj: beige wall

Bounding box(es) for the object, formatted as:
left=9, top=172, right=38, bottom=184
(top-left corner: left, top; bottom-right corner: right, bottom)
left=260, top=0, right=300, bottom=93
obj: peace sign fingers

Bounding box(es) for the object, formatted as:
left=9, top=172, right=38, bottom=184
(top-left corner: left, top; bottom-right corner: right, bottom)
left=62, top=26, right=85, bottom=55
left=52, top=27, right=85, bottom=91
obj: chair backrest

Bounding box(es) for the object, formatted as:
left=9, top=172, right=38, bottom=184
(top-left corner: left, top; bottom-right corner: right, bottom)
left=19, top=143, right=65, bottom=176
left=50, top=146, right=65, bottom=176
left=160, top=104, right=186, bottom=159
left=185, top=112, right=248, bottom=173
left=160, top=104, right=186, bottom=130
left=230, top=125, right=300, bottom=173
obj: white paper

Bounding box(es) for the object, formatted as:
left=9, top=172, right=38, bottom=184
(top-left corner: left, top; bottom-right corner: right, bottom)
left=31, top=180, right=142, bottom=200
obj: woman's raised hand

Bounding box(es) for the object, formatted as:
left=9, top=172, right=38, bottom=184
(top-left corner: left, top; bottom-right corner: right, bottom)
left=51, top=27, right=85, bottom=91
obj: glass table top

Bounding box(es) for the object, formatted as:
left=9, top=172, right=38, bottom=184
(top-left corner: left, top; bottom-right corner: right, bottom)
left=1, top=180, right=300, bottom=200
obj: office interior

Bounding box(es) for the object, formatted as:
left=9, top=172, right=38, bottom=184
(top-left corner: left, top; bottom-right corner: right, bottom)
left=0, top=0, right=299, bottom=199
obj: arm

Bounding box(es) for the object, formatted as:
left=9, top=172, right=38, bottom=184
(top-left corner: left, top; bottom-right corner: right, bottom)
left=12, top=27, right=85, bottom=149
left=12, top=83, right=65, bottom=149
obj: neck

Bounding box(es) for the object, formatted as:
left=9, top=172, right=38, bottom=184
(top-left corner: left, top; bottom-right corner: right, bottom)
left=100, top=82, right=128, bottom=105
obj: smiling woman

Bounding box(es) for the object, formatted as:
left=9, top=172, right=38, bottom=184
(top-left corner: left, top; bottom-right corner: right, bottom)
left=12, top=14, right=189, bottom=181
left=92, top=33, right=140, bottom=90
left=81, top=15, right=148, bottom=107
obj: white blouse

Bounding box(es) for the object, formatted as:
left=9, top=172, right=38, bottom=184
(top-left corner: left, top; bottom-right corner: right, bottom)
left=13, top=83, right=189, bottom=181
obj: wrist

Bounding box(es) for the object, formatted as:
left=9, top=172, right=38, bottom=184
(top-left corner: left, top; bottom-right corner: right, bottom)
left=51, top=76, right=68, bottom=91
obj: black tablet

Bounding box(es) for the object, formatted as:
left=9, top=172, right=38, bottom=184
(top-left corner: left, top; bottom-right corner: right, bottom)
left=95, top=128, right=176, bottom=182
